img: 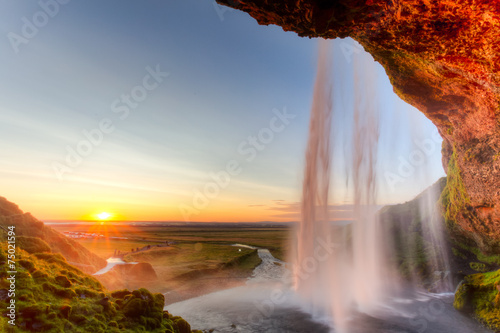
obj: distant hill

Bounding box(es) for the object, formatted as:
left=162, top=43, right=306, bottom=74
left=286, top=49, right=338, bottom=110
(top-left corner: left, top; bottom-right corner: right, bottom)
left=0, top=197, right=106, bottom=274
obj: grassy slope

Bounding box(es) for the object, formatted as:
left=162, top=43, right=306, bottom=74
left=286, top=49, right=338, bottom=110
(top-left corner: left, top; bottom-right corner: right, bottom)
left=0, top=242, right=197, bottom=333
left=0, top=197, right=106, bottom=274
left=123, top=243, right=256, bottom=278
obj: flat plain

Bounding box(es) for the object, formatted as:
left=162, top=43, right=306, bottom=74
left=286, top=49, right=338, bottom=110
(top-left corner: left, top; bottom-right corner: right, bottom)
left=50, top=222, right=292, bottom=304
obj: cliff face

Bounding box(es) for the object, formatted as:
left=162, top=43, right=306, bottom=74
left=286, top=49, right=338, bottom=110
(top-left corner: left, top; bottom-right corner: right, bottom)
left=218, top=0, right=500, bottom=251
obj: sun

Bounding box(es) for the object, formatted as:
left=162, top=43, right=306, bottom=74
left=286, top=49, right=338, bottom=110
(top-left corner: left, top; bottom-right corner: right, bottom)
left=97, top=212, right=112, bottom=221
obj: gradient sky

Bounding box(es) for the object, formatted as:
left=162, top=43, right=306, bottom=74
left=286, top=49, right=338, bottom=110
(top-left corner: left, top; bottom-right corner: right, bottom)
left=0, top=1, right=445, bottom=222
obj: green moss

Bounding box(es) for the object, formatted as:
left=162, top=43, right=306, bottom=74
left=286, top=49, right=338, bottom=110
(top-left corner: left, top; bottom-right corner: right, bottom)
left=60, top=305, right=72, bottom=319
left=454, top=282, right=470, bottom=311
left=454, top=270, right=500, bottom=330
left=441, top=150, right=469, bottom=226
left=454, top=241, right=500, bottom=266
left=18, top=259, right=36, bottom=271
left=470, top=262, right=489, bottom=272
left=55, top=275, right=73, bottom=288
left=111, top=289, right=132, bottom=299
left=0, top=243, right=196, bottom=333
left=174, top=317, right=191, bottom=333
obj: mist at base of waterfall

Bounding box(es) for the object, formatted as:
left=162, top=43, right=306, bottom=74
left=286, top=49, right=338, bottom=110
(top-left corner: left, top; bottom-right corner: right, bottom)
left=165, top=282, right=489, bottom=333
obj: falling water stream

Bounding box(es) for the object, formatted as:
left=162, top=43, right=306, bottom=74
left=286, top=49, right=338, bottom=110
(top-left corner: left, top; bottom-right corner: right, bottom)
left=292, top=38, right=455, bottom=332
left=292, top=38, right=397, bottom=332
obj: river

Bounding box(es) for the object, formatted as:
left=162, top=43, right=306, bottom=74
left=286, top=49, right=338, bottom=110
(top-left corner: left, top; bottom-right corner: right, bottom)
left=93, top=257, right=137, bottom=276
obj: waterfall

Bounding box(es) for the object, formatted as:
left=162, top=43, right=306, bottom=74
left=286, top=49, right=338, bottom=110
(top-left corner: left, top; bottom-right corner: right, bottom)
left=292, top=38, right=451, bottom=332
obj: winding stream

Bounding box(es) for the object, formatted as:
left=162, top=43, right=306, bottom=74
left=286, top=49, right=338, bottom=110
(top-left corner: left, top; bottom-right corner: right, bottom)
left=93, top=257, right=137, bottom=276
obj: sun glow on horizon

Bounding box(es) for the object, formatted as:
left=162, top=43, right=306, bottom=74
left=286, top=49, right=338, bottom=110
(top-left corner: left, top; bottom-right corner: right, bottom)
left=96, top=212, right=112, bottom=221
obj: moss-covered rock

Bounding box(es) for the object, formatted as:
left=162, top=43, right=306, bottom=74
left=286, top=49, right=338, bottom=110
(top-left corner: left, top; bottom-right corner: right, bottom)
left=454, top=281, right=472, bottom=312
left=454, top=270, right=500, bottom=331
left=60, top=305, right=72, bottom=319
left=111, top=289, right=132, bottom=299
left=55, top=275, right=73, bottom=288
left=470, top=262, right=489, bottom=273
left=174, top=317, right=192, bottom=333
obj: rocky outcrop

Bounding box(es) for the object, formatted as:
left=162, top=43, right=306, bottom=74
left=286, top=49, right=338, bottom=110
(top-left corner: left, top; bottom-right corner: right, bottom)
left=217, top=0, right=500, bottom=251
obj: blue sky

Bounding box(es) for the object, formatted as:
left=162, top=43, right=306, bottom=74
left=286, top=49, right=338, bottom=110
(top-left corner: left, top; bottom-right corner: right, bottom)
left=0, top=1, right=445, bottom=221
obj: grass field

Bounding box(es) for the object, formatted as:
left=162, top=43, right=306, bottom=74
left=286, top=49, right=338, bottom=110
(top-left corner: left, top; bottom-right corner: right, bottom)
left=50, top=223, right=292, bottom=303
left=50, top=223, right=291, bottom=261
left=75, top=239, right=155, bottom=259
left=124, top=243, right=255, bottom=279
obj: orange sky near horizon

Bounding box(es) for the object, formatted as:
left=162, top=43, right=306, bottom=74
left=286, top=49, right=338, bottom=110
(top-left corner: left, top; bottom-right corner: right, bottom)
left=4, top=182, right=302, bottom=223
left=0, top=3, right=446, bottom=224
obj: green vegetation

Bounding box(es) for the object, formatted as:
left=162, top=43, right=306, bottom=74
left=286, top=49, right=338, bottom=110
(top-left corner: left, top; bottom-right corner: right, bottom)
left=454, top=269, right=500, bottom=331
left=223, top=248, right=263, bottom=271
left=114, top=243, right=262, bottom=302
left=0, top=213, right=106, bottom=273
left=76, top=239, right=157, bottom=259
left=51, top=224, right=290, bottom=262
left=49, top=223, right=285, bottom=300
left=440, top=150, right=469, bottom=229
left=453, top=240, right=500, bottom=266
left=0, top=243, right=199, bottom=332
left=124, top=243, right=256, bottom=278
left=469, top=262, right=489, bottom=272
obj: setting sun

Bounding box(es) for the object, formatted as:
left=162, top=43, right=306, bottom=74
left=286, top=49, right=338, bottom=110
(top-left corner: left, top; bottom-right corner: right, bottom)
left=97, top=212, right=112, bottom=220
